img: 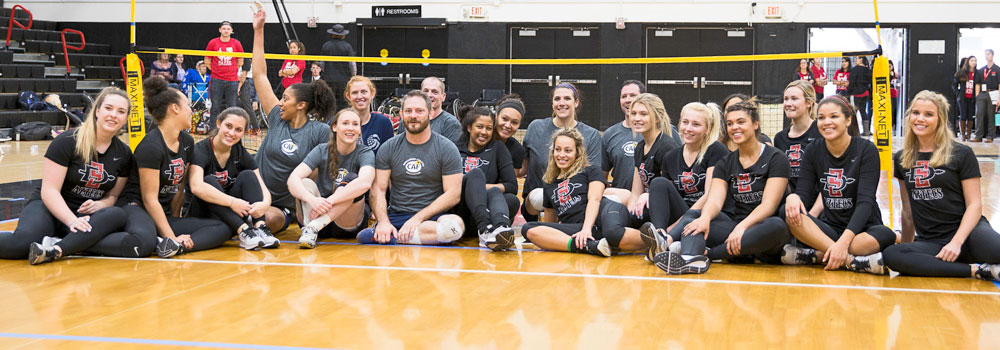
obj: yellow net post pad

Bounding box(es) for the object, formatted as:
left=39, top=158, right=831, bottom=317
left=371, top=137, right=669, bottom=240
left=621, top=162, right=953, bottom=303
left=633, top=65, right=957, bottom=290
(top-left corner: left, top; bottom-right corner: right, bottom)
left=871, top=55, right=893, bottom=225
left=126, top=53, right=146, bottom=151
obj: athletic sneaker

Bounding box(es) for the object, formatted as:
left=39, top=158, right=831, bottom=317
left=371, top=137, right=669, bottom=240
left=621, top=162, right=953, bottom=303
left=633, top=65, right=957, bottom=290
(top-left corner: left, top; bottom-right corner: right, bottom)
left=975, top=264, right=1000, bottom=282
left=258, top=227, right=280, bottom=249
left=299, top=226, right=318, bottom=249
left=41, top=236, right=62, bottom=249
left=639, top=222, right=667, bottom=262
left=478, top=224, right=497, bottom=248
left=239, top=227, right=265, bottom=251
left=668, top=241, right=682, bottom=255
left=582, top=238, right=612, bottom=257
left=653, top=251, right=710, bottom=275
left=781, top=244, right=817, bottom=265
left=487, top=225, right=515, bottom=251
left=357, top=227, right=397, bottom=245
left=28, top=242, right=59, bottom=265
left=156, top=237, right=182, bottom=258
left=847, top=252, right=889, bottom=275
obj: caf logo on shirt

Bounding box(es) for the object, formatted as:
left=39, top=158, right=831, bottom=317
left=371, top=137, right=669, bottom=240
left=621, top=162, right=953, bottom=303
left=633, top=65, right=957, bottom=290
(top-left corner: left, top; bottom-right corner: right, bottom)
left=622, top=141, right=637, bottom=157
left=366, top=134, right=381, bottom=150
left=335, top=169, right=350, bottom=185
left=404, top=158, right=424, bottom=175
left=677, top=171, right=705, bottom=194
left=555, top=179, right=583, bottom=205
left=786, top=144, right=803, bottom=168
left=165, top=158, right=186, bottom=185
left=821, top=168, right=855, bottom=197
left=906, top=160, right=945, bottom=189
left=79, top=161, right=114, bottom=188
left=463, top=157, right=489, bottom=173
left=281, top=139, right=298, bottom=156
left=733, top=173, right=757, bottom=193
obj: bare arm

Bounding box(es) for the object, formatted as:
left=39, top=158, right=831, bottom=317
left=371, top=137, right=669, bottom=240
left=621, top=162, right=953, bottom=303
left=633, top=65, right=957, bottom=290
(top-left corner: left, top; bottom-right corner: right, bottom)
left=580, top=180, right=605, bottom=233
left=329, top=166, right=375, bottom=205
left=169, top=167, right=189, bottom=217
left=370, top=169, right=391, bottom=225
left=189, top=164, right=236, bottom=207
left=897, top=179, right=914, bottom=243
left=542, top=208, right=558, bottom=223
left=949, top=178, right=983, bottom=247
left=139, top=167, right=177, bottom=239
left=697, top=178, right=728, bottom=222
left=251, top=8, right=279, bottom=114
left=39, top=159, right=81, bottom=226
left=735, top=177, right=788, bottom=230
left=689, top=166, right=715, bottom=210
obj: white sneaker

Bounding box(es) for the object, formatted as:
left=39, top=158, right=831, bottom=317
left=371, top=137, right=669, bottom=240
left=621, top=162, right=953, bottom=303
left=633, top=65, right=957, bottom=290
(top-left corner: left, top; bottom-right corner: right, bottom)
left=239, top=228, right=264, bottom=251
left=298, top=226, right=318, bottom=249
left=848, top=252, right=889, bottom=275
left=41, top=236, right=62, bottom=249
left=487, top=225, right=515, bottom=251
left=780, top=244, right=817, bottom=265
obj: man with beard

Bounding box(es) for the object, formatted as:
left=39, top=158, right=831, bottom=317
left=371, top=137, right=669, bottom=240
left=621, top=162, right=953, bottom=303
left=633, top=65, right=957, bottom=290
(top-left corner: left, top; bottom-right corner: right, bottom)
left=359, top=90, right=466, bottom=245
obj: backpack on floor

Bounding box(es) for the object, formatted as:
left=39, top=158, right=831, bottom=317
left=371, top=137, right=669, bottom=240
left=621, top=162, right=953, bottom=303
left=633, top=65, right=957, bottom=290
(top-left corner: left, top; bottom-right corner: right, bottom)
left=14, top=121, right=53, bottom=141
left=17, top=90, right=52, bottom=111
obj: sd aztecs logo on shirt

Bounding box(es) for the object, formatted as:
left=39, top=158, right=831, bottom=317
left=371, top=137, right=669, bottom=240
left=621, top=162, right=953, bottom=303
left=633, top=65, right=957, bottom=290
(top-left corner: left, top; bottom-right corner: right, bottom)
left=905, top=160, right=946, bottom=201
left=821, top=168, right=855, bottom=197
left=79, top=161, right=115, bottom=188
left=166, top=158, right=186, bottom=185
left=552, top=179, right=584, bottom=214
left=463, top=157, right=490, bottom=173
left=786, top=144, right=804, bottom=169
left=213, top=170, right=232, bottom=188
left=733, top=173, right=756, bottom=193
left=637, top=162, right=655, bottom=189
left=676, top=171, right=705, bottom=194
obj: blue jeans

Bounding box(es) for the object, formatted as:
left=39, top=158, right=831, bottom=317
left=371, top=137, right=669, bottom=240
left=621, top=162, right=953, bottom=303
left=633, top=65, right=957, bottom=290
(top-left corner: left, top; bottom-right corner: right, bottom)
left=209, top=78, right=239, bottom=129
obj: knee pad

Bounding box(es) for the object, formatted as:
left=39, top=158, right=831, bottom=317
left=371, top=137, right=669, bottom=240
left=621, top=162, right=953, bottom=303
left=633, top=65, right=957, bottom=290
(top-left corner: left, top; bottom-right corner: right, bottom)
left=527, top=188, right=543, bottom=211
left=436, top=217, right=463, bottom=243
left=301, top=178, right=319, bottom=195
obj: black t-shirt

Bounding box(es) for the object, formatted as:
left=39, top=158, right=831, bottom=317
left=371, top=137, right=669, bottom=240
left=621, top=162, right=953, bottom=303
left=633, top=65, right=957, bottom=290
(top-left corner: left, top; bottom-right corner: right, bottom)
left=633, top=133, right=679, bottom=192
left=458, top=139, right=517, bottom=194
left=542, top=165, right=605, bottom=224
left=713, top=144, right=790, bottom=220
left=893, top=143, right=980, bottom=240
left=661, top=141, right=730, bottom=207
left=975, top=63, right=1000, bottom=91
left=795, top=137, right=882, bottom=234
left=191, top=138, right=258, bottom=192
left=773, top=121, right=821, bottom=192
left=34, top=131, right=133, bottom=212
left=122, top=127, right=195, bottom=215
left=505, top=137, right=526, bottom=170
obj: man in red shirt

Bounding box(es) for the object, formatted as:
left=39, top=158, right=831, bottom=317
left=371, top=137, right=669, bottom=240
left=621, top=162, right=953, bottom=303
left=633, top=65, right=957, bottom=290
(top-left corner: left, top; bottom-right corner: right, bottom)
left=205, top=20, right=245, bottom=130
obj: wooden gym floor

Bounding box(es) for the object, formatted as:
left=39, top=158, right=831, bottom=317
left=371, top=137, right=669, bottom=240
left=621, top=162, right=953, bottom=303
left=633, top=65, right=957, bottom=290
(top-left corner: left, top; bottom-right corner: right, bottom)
left=1, top=137, right=999, bottom=349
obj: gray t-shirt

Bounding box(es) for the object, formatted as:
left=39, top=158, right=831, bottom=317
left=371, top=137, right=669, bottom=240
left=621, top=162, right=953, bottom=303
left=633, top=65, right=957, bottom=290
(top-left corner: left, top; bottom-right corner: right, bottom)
left=302, top=142, right=375, bottom=197
left=395, top=110, right=462, bottom=144
left=375, top=132, right=462, bottom=213
left=522, top=118, right=603, bottom=196
left=256, top=106, right=331, bottom=208
left=601, top=121, right=681, bottom=189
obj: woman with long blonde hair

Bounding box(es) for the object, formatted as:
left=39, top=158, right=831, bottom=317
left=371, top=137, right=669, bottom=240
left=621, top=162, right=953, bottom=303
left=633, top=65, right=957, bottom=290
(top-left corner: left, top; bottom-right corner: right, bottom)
left=521, top=128, right=642, bottom=256
left=882, top=90, right=1000, bottom=281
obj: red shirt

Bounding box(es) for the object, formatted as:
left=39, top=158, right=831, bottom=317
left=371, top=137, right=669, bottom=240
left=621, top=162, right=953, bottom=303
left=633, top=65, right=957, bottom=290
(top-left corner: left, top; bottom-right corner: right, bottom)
left=280, top=59, right=306, bottom=88
left=205, top=37, right=244, bottom=81
left=797, top=71, right=812, bottom=81
left=810, top=65, right=826, bottom=93
left=966, top=71, right=975, bottom=98
left=834, top=71, right=849, bottom=91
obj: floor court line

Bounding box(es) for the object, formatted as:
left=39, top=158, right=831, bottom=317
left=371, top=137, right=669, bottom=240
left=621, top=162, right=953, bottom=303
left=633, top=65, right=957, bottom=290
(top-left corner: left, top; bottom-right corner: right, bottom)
left=77, top=255, right=1000, bottom=296
left=0, top=332, right=339, bottom=350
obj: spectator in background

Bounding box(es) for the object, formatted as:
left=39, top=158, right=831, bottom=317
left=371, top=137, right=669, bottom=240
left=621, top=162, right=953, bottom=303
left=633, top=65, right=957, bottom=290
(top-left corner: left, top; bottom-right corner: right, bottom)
left=238, top=65, right=259, bottom=119
left=847, top=56, right=872, bottom=136
left=954, top=56, right=976, bottom=141
left=793, top=59, right=815, bottom=86
left=277, top=41, right=306, bottom=96
left=810, top=58, right=827, bottom=100
left=972, top=49, right=999, bottom=143
left=185, top=60, right=211, bottom=107
left=150, top=53, right=178, bottom=89
left=834, top=57, right=851, bottom=97
left=309, top=62, right=323, bottom=83
left=889, top=60, right=900, bottom=135
left=321, top=24, right=356, bottom=110
left=174, top=54, right=188, bottom=91
left=205, top=20, right=245, bottom=130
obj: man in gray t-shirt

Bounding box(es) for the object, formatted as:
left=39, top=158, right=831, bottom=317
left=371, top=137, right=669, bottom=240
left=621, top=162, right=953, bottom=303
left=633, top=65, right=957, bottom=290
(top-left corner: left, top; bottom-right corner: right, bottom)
left=394, top=77, right=461, bottom=143
left=363, top=90, right=465, bottom=246
left=255, top=106, right=330, bottom=210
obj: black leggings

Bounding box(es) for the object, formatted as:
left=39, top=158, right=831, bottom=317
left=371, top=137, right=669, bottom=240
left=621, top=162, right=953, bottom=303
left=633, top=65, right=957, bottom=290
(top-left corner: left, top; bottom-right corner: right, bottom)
left=882, top=217, right=1000, bottom=277
left=0, top=199, right=126, bottom=259
left=804, top=215, right=897, bottom=251
left=648, top=177, right=690, bottom=230
left=957, top=96, right=976, bottom=121
left=459, top=168, right=512, bottom=234
left=521, top=198, right=630, bottom=248
left=189, top=170, right=265, bottom=233
left=669, top=209, right=791, bottom=261
left=855, top=95, right=871, bottom=123
left=97, top=201, right=231, bottom=254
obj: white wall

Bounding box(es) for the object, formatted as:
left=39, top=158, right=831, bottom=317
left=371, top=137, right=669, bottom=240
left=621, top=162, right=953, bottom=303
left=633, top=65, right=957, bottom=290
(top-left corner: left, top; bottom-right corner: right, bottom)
left=16, top=0, right=1000, bottom=24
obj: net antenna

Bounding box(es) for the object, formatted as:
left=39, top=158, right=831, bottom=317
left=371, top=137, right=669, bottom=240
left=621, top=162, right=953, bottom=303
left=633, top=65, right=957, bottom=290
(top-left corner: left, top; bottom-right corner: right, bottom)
left=270, top=0, right=299, bottom=45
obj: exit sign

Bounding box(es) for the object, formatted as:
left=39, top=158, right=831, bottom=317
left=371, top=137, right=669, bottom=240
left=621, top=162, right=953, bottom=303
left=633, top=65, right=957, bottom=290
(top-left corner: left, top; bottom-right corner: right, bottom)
left=765, top=6, right=782, bottom=18
left=469, top=6, right=485, bottom=18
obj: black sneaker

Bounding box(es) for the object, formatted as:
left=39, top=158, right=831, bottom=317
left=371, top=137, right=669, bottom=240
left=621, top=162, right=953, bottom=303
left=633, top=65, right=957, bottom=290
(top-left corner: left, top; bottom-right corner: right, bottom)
left=780, top=244, right=817, bottom=265
left=582, top=238, right=612, bottom=257
left=848, top=252, right=889, bottom=275
left=28, top=242, right=59, bottom=265
left=654, top=252, right=710, bottom=275
left=639, top=222, right=667, bottom=262
left=976, top=264, right=1000, bottom=282
left=157, top=238, right=182, bottom=258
